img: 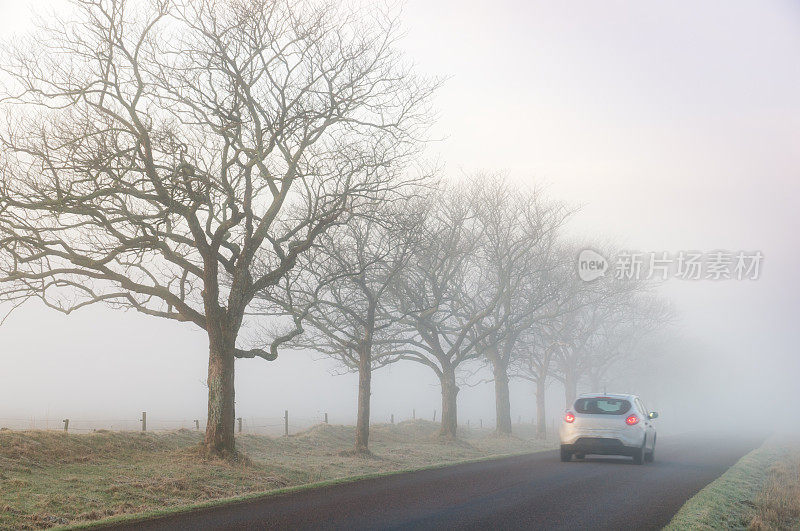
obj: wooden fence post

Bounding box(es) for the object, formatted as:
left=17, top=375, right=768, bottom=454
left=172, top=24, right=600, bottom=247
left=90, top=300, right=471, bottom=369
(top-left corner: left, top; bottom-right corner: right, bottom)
left=412, top=409, right=416, bottom=420
left=433, top=410, right=436, bottom=422
left=62, top=419, right=69, bottom=432
left=140, top=412, right=147, bottom=432
left=237, top=417, right=242, bottom=433
left=284, top=410, right=289, bottom=437
left=194, top=419, right=199, bottom=430
left=324, top=412, right=328, bottom=424
left=391, top=414, right=394, bottom=424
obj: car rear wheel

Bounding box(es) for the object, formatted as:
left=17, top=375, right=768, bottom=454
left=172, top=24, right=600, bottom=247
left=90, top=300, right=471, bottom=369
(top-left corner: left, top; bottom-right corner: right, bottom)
left=560, top=447, right=572, bottom=462
left=645, top=438, right=656, bottom=463
left=632, top=441, right=645, bottom=465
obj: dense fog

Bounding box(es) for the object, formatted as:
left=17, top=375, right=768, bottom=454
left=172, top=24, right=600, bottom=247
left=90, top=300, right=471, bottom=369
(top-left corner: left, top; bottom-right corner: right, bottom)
left=1, top=0, right=798, bottom=439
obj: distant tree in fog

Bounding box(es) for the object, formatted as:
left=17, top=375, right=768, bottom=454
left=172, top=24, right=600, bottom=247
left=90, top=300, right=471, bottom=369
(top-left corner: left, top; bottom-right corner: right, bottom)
left=583, top=295, right=675, bottom=392
left=547, top=255, right=668, bottom=407
left=511, top=319, right=562, bottom=439
left=0, top=0, right=435, bottom=456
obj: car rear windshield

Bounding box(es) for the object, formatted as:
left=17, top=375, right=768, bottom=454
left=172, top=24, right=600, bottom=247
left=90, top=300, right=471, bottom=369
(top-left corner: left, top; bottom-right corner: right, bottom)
left=574, top=398, right=632, bottom=415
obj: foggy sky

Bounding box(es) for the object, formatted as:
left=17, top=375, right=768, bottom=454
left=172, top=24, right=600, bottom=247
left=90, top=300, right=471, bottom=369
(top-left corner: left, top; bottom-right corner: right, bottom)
left=1, top=0, right=798, bottom=433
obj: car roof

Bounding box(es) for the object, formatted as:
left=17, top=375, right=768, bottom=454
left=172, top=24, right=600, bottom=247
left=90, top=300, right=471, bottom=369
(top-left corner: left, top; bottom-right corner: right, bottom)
left=576, top=393, right=638, bottom=400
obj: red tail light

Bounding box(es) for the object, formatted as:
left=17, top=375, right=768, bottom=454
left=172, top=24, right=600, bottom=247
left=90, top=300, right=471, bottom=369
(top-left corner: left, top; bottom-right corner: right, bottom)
left=625, top=415, right=639, bottom=426
left=564, top=412, right=575, bottom=423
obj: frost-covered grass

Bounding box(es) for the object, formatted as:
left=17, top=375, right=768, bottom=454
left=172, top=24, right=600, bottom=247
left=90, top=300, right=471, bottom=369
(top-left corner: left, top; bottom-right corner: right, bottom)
left=0, top=421, right=555, bottom=529
left=749, top=442, right=800, bottom=530
left=665, top=437, right=800, bottom=530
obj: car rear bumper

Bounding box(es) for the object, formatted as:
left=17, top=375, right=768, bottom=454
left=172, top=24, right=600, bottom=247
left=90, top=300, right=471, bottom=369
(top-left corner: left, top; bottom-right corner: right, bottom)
left=560, top=424, right=645, bottom=448
left=561, top=437, right=643, bottom=456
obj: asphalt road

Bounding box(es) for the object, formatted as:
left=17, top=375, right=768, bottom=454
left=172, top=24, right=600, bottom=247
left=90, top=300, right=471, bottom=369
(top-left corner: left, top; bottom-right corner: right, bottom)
left=107, top=433, right=761, bottom=530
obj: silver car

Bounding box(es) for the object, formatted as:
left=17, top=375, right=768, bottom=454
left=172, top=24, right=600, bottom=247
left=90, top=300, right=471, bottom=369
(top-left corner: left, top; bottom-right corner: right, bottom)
left=559, top=393, right=658, bottom=464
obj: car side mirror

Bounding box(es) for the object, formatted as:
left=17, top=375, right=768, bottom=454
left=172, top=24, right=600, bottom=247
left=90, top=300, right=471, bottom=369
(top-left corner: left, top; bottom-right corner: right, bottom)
left=648, top=412, right=659, bottom=419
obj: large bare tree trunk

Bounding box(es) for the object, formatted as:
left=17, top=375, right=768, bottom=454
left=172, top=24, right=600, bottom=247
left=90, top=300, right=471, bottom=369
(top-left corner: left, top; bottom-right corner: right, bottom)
left=439, top=366, right=459, bottom=439
left=354, top=304, right=376, bottom=453
left=535, top=377, right=547, bottom=439
left=204, top=330, right=236, bottom=456
left=355, top=354, right=372, bottom=453
left=493, top=360, right=513, bottom=435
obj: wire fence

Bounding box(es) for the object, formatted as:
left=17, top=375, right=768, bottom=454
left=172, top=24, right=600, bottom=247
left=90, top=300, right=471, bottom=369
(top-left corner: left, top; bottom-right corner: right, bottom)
left=0, top=412, right=333, bottom=437
left=0, top=411, right=559, bottom=438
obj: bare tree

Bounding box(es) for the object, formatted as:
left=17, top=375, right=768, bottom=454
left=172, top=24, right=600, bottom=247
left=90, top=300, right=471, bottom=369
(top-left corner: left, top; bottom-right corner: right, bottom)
left=551, top=297, right=601, bottom=406
left=470, top=177, right=569, bottom=435
left=0, top=0, right=435, bottom=456
left=258, top=198, right=426, bottom=453
left=392, top=183, right=502, bottom=439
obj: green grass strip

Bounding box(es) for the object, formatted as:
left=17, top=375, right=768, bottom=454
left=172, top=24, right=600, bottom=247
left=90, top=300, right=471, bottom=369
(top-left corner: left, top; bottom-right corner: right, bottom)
left=664, top=438, right=785, bottom=530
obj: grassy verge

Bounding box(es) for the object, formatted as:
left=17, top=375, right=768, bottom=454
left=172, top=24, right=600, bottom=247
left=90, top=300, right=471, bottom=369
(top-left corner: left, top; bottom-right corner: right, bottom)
left=0, top=421, right=556, bottom=529
left=665, top=437, right=800, bottom=530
